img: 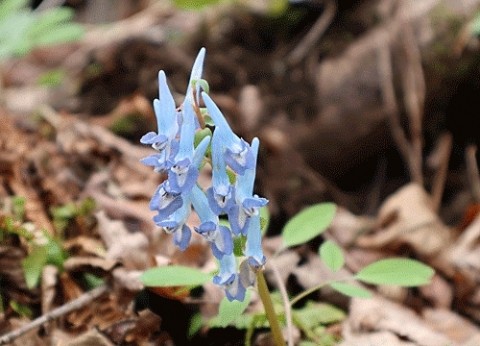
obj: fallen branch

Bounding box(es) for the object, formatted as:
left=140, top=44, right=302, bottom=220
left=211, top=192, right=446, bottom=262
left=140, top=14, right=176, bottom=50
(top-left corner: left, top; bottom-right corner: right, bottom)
left=0, top=285, right=108, bottom=345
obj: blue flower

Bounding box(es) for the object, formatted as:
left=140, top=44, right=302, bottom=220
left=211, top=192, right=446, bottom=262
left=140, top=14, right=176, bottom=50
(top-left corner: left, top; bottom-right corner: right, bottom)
left=168, top=104, right=210, bottom=194
left=154, top=194, right=192, bottom=251
left=191, top=185, right=233, bottom=259
left=214, top=253, right=247, bottom=302
left=140, top=71, right=180, bottom=173
left=228, top=138, right=268, bottom=236
left=206, top=127, right=236, bottom=215
left=202, top=92, right=255, bottom=175
left=149, top=181, right=183, bottom=220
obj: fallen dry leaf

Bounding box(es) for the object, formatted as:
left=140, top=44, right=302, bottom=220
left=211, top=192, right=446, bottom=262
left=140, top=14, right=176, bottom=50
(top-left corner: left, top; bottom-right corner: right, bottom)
left=357, top=183, right=451, bottom=257
left=342, top=296, right=454, bottom=346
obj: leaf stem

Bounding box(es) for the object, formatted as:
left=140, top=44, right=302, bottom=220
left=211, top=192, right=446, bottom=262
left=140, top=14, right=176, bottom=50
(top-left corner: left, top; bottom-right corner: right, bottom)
left=256, top=270, right=286, bottom=346
left=289, top=282, right=331, bottom=307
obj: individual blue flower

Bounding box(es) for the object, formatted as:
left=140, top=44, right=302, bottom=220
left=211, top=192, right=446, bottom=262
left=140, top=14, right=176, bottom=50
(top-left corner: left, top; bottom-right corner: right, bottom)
left=214, top=253, right=247, bottom=302
left=140, top=71, right=179, bottom=172
left=206, top=127, right=236, bottom=215
left=154, top=194, right=192, bottom=251
left=191, top=185, right=233, bottom=259
left=202, top=92, right=255, bottom=175
left=149, top=181, right=183, bottom=220
left=168, top=104, right=210, bottom=194
left=228, top=138, right=268, bottom=236
left=213, top=252, right=237, bottom=286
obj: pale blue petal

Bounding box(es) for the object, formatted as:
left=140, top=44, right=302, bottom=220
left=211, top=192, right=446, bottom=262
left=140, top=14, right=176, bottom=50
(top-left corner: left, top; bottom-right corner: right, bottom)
left=185, top=48, right=206, bottom=105
left=213, top=253, right=237, bottom=285
left=245, top=214, right=265, bottom=268
left=190, top=184, right=216, bottom=223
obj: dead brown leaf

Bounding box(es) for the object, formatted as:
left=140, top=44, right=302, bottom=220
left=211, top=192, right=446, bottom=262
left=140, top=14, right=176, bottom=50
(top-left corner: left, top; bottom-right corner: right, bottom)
left=342, top=296, right=454, bottom=346
left=357, top=183, right=451, bottom=257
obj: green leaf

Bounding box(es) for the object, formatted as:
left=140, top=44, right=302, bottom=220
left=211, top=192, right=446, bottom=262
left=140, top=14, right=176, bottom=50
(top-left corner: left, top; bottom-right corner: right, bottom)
left=45, top=237, right=66, bottom=268
left=83, top=273, right=105, bottom=289
left=34, top=23, right=84, bottom=46
left=319, top=240, right=344, bottom=272
left=329, top=282, right=372, bottom=298
left=210, top=290, right=252, bottom=328
left=37, top=69, right=66, bottom=87
left=9, top=300, right=32, bottom=319
left=141, top=266, right=211, bottom=287
left=0, top=0, right=29, bottom=21
left=355, top=258, right=435, bottom=287
left=22, top=246, right=48, bottom=288
left=282, top=203, right=336, bottom=248
left=294, top=301, right=345, bottom=327
left=172, top=0, right=224, bottom=10
left=188, top=313, right=203, bottom=338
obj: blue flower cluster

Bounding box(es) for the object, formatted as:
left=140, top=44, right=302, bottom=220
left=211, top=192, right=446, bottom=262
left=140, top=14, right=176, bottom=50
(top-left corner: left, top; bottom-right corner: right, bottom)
left=140, top=48, right=268, bottom=301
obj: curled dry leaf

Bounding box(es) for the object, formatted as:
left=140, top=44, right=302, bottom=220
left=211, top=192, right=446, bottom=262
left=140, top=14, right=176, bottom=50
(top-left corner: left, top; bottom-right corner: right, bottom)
left=63, top=256, right=117, bottom=272
left=96, top=211, right=150, bottom=270
left=342, top=296, right=454, bottom=346
left=358, top=183, right=451, bottom=257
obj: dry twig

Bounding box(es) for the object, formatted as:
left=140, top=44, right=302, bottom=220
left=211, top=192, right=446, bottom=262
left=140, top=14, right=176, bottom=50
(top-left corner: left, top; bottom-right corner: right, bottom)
left=287, top=0, right=336, bottom=66
left=0, top=285, right=108, bottom=345
left=377, top=24, right=426, bottom=186
left=431, top=133, right=452, bottom=212
left=466, top=145, right=480, bottom=202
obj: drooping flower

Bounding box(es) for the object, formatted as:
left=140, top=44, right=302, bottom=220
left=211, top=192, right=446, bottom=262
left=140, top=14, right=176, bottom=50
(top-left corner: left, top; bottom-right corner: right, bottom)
left=168, top=104, right=210, bottom=195
left=140, top=71, right=179, bottom=173
left=191, top=185, right=233, bottom=259
left=214, top=253, right=246, bottom=302
left=228, top=138, right=268, bottom=236
left=206, top=126, right=236, bottom=215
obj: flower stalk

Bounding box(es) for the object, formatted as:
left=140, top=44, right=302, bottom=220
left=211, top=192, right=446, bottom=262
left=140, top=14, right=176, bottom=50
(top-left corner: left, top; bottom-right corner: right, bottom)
left=256, top=269, right=286, bottom=346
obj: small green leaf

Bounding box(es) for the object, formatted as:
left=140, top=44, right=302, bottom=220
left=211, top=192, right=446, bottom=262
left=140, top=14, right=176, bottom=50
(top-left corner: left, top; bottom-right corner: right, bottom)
left=45, top=237, right=67, bottom=268
left=282, top=203, right=336, bottom=248
left=37, top=69, right=66, bottom=87
left=0, top=0, right=29, bottom=21
left=83, top=273, right=105, bottom=289
left=9, top=300, right=32, bottom=318
left=355, top=258, right=435, bottom=287
left=172, top=0, right=224, bottom=10
left=22, top=246, right=48, bottom=288
left=294, top=301, right=345, bottom=327
left=210, top=290, right=252, bottom=328
left=329, top=282, right=372, bottom=298
left=319, top=240, right=344, bottom=272
left=188, top=313, right=203, bottom=338
left=141, top=266, right=211, bottom=287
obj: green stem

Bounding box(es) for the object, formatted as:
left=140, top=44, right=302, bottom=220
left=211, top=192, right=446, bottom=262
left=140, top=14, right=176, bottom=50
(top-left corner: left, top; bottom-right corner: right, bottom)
left=256, top=270, right=286, bottom=346
left=289, top=282, right=331, bottom=307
